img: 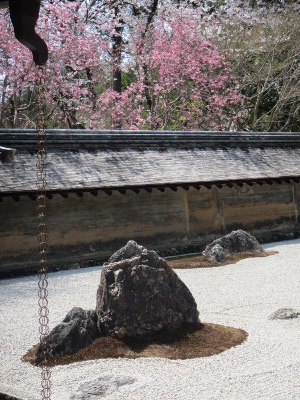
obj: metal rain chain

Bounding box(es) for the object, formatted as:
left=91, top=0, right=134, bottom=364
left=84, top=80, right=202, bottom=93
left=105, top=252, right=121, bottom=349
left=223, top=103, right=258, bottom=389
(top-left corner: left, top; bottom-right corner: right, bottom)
left=0, top=0, right=53, bottom=397
left=0, top=1, right=51, bottom=399
left=36, top=66, right=51, bottom=400
left=2, top=0, right=77, bottom=398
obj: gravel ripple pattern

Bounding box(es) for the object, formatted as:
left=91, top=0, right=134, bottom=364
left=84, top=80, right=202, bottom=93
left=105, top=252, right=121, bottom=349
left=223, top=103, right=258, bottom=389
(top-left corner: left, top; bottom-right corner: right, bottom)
left=0, top=239, right=300, bottom=400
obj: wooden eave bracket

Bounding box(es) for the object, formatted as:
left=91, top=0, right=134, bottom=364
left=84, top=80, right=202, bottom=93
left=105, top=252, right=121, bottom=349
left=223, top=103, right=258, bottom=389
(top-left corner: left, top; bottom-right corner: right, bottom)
left=0, top=146, right=16, bottom=163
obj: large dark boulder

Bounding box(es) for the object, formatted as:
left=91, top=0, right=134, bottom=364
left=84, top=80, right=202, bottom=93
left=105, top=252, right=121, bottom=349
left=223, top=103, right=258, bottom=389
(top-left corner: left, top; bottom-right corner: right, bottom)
left=34, top=242, right=200, bottom=361
left=35, top=307, right=99, bottom=361
left=96, top=241, right=200, bottom=338
left=203, top=229, right=263, bottom=261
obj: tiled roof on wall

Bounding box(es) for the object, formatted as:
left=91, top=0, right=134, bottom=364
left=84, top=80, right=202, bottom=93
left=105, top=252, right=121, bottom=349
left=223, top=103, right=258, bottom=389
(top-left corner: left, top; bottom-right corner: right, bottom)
left=1, top=130, right=300, bottom=194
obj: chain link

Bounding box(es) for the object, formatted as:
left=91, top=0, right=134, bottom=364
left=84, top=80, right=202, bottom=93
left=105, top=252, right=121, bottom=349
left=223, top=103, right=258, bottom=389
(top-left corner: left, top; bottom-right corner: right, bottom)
left=36, top=65, right=51, bottom=400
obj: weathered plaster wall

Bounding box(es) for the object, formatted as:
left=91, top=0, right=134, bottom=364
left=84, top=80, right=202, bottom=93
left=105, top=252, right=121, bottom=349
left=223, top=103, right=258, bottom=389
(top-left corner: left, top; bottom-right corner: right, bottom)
left=1, top=182, right=299, bottom=276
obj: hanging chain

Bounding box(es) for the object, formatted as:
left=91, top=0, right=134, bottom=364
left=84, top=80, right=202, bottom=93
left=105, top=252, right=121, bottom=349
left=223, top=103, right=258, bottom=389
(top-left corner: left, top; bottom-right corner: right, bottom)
left=36, top=65, right=51, bottom=400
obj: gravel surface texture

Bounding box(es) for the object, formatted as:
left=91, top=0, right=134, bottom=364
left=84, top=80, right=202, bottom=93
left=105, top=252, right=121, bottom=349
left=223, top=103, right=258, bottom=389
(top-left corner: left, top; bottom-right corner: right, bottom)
left=0, top=239, right=299, bottom=400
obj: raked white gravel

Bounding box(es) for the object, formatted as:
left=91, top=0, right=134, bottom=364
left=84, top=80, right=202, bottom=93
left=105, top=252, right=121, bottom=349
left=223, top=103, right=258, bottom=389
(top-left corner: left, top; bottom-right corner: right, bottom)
left=0, top=239, right=300, bottom=400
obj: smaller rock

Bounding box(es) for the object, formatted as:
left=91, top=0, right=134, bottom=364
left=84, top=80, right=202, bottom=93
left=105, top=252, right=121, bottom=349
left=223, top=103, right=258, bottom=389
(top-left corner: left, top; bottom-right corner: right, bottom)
left=269, top=308, right=300, bottom=320
left=209, top=244, right=225, bottom=262
left=71, top=376, right=136, bottom=399
left=203, top=229, right=263, bottom=260
left=35, top=307, right=99, bottom=361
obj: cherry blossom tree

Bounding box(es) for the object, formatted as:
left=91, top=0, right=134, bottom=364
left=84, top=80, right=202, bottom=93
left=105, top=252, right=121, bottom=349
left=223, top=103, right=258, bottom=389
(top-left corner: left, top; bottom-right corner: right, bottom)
left=0, top=0, right=241, bottom=130
left=0, top=0, right=107, bottom=128
left=90, top=14, right=241, bottom=130
left=0, top=13, right=35, bottom=127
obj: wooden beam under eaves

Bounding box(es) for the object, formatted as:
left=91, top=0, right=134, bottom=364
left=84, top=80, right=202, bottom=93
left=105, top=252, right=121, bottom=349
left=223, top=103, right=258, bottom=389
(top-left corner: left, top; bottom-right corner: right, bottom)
left=203, top=183, right=212, bottom=189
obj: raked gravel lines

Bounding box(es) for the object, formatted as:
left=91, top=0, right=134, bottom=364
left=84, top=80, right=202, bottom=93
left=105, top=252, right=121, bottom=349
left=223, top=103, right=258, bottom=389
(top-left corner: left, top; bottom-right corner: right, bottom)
left=0, top=239, right=299, bottom=400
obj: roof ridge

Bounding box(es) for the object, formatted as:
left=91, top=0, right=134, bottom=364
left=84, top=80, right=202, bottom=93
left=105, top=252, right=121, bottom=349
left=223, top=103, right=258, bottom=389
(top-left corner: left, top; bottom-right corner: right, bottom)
left=0, top=130, right=300, bottom=149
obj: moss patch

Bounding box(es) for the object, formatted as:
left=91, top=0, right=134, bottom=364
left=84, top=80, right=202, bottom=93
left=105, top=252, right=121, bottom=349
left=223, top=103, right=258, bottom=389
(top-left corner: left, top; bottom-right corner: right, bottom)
left=168, top=250, right=277, bottom=270
left=23, top=323, right=247, bottom=367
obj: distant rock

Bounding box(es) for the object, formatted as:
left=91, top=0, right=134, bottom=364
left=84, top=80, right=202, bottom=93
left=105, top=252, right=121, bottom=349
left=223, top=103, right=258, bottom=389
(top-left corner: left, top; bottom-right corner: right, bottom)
left=71, top=375, right=136, bottom=399
left=269, top=308, right=300, bottom=320
left=203, top=229, right=263, bottom=260
left=35, top=307, right=99, bottom=361
left=96, top=240, right=200, bottom=338
left=209, top=244, right=225, bottom=262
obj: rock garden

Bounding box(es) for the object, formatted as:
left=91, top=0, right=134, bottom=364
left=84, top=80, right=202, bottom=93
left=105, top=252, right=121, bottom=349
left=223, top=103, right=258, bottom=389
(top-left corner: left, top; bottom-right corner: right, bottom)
left=23, top=230, right=267, bottom=366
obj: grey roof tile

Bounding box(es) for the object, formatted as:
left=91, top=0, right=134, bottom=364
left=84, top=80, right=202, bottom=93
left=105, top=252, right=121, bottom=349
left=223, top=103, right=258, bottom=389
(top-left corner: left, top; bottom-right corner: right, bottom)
left=1, top=130, right=300, bottom=193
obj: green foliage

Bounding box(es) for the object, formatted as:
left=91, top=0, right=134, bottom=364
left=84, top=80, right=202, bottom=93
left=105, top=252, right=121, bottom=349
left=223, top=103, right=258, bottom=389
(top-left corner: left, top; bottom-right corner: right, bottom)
left=121, top=71, right=136, bottom=91
left=211, top=2, right=300, bottom=131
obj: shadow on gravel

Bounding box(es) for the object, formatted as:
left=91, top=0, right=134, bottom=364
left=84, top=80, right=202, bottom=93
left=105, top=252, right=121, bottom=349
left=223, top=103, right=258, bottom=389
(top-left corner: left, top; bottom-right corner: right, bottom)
left=0, top=394, right=22, bottom=400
